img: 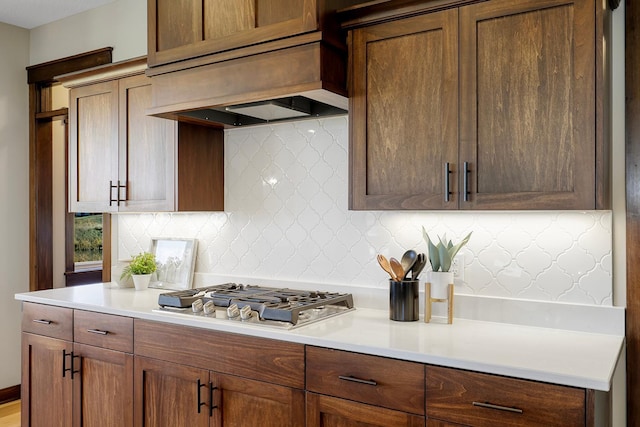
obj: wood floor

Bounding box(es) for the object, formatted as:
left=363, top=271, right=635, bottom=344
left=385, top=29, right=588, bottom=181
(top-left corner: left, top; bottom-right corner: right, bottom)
left=0, top=400, right=20, bottom=427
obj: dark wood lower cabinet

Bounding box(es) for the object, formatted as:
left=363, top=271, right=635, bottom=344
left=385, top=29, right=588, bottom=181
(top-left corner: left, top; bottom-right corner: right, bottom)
left=73, top=343, right=133, bottom=427
left=21, top=304, right=601, bottom=427
left=306, top=392, right=425, bottom=427
left=21, top=333, right=73, bottom=427
left=134, top=356, right=210, bottom=427
left=212, top=372, right=304, bottom=427
left=134, top=356, right=305, bottom=427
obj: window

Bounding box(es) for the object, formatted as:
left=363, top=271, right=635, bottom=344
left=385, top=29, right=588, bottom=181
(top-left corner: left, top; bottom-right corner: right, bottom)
left=73, top=213, right=103, bottom=271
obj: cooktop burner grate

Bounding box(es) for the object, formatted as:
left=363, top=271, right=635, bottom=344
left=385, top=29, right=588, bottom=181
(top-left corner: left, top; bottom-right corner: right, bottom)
left=157, top=283, right=354, bottom=327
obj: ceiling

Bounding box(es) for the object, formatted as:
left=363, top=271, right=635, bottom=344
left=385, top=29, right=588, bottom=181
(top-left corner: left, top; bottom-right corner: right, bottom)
left=0, top=0, right=115, bottom=29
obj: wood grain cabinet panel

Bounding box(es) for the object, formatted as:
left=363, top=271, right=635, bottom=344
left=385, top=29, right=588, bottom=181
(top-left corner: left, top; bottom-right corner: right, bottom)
left=22, top=302, right=73, bottom=341
left=133, top=346, right=305, bottom=426
left=73, top=343, right=134, bottom=427
left=63, top=58, right=225, bottom=213
left=458, top=0, right=598, bottom=209
left=134, top=319, right=305, bottom=389
left=426, top=365, right=586, bottom=426
left=73, top=310, right=133, bottom=353
left=306, top=392, right=425, bottom=427
left=68, top=71, right=176, bottom=212
left=134, top=356, right=211, bottom=427
left=21, top=306, right=134, bottom=427
left=347, top=0, right=607, bottom=210
left=349, top=9, right=459, bottom=210
left=306, top=346, right=425, bottom=415
left=21, top=333, right=73, bottom=427
left=68, top=80, right=119, bottom=212
left=149, top=0, right=355, bottom=67
left=211, top=372, right=305, bottom=426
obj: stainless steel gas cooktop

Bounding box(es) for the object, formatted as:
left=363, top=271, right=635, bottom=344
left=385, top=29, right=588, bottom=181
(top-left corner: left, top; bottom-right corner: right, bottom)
left=155, top=283, right=354, bottom=329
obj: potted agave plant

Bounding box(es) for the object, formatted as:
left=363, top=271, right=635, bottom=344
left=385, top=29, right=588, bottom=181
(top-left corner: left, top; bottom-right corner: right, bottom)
left=120, top=252, right=157, bottom=291
left=422, top=227, right=472, bottom=299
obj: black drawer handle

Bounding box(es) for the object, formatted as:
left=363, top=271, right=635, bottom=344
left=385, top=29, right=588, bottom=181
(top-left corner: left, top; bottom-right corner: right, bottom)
left=87, top=329, right=109, bottom=335
left=197, top=379, right=207, bottom=414
left=338, top=375, right=378, bottom=386
left=472, top=401, right=523, bottom=414
left=32, top=319, right=52, bottom=325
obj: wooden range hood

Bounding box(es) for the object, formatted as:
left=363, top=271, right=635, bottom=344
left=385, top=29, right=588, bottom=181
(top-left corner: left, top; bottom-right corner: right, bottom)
left=145, top=32, right=349, bottom=128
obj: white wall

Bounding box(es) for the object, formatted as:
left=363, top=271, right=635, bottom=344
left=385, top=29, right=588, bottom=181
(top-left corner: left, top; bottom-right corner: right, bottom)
left=28, top=0, right=146, bottom=65
left=0, top=22, right=30, bottom=389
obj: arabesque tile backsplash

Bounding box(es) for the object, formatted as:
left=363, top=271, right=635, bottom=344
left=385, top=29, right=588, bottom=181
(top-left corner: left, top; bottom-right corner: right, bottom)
left=117, top=116, right=612, bottom=306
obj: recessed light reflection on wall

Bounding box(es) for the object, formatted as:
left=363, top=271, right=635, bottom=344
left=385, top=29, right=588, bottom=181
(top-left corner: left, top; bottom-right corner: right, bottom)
left=263, top=177, right=278, bottom=188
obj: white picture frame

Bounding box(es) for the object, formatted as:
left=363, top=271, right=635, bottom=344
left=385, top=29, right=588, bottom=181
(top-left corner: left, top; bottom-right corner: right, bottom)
left=148, top=238, right=198, bottom=290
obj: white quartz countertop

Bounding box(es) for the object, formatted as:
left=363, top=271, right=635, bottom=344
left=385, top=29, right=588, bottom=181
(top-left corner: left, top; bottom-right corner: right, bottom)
left=16, top=283, right=623, bottom=392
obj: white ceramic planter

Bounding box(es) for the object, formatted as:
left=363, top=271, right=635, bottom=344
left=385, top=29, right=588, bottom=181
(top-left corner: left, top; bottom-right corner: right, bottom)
left=428, top=271, right=454, bottom=299
left=132, top=274, right=152, bottom=291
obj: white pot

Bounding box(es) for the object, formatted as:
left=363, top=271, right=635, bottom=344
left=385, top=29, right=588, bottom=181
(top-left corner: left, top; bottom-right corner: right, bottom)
left=428, top=271, right=454, bottom=299
left=132, top=274, right=152, bottom=291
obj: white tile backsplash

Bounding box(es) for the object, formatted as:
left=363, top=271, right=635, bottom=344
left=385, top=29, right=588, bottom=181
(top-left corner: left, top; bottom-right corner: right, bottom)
left=116, top=116, right=612, bottom=306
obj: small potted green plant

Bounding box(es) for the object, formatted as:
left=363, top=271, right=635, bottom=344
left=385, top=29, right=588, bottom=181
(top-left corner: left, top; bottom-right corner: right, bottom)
left=422, top=228, right=472, bottom=298
left=120, top=252, right=157, bottom=290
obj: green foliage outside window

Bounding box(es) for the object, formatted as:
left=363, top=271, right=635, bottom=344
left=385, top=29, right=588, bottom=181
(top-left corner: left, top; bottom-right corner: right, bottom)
left=74, top=214, right=102, bottom=262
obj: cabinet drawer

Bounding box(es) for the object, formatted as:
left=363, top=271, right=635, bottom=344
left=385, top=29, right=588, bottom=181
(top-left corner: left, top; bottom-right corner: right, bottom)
left=426, top=365, right=586, bottom=426
left=134, top=319, right=305, bottom=389
left=306, top=346, right=425, bottom=415
left=74, top=310, right=133, bottom=353
left=22, top=302, right=73, bottom=341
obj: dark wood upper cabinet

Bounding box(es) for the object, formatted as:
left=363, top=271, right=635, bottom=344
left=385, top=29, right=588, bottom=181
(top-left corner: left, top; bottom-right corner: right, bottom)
left=59, top=57, right=224, bottom=213
left=349, top=9, right=459, bottom=210
left=458, top=0, right=600, bottom=210
left=148, top=0, right=358, bottom=68
left=346, top=0, right=610, bottom=210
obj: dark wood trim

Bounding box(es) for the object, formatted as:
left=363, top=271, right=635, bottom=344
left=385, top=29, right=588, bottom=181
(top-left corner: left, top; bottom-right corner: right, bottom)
left=26, top=47, right=113, bottom=84
left=0, top=384, right=20, bottom=405
left=28, top=49, right=113, bottom=291
left=65, top=269, right=104, bottom=286
left=56, top=55, right=147, bottom=88
left=28, top=84, right=38, bottom=292
left=35, top=108, right=68, bottom=121
left=34, top=119, right=53, bottom=291
left=338, top=0, right=485, bottom=29
left=627, top=0, right=640, bottom=424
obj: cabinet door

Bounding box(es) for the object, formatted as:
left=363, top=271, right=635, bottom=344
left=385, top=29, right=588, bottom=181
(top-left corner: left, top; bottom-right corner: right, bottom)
left=118, top=75, right=176, bottom=212
left=134, top=356, right=210, bottom=427
left=350, top=9, right=459, bottom=210
left=149, top=0, right=318, bottom=67
left=21, top=333, right=73, bottom=427
left=73, top=343, right=134, bottom=427
left=306, top=392, right=425, bottom=427
left=210, top=372, right=304, bottom=427
left=458, top=0, right=595, bottom=209
left=69, top=80, right=119, bottom=212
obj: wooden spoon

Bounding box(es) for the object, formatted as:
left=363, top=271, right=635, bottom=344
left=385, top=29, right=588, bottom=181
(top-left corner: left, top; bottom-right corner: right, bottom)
left=389, top=258, right=405, bottom=283
left=377, top=254, right=398, bottom=281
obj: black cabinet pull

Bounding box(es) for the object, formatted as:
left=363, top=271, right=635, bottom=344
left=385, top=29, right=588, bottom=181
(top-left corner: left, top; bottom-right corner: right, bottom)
left=472, top=401, right=523, bottom=414
left=197, top=379, right=207, bottom=414
left=444, top=162, right=452, bottom=202
left=62, top=349, right=70, bottom=378
left=463, top=161, right=470, bottom=202
left=71, top=353, right=80, bottom=379
left=109, top=180, right=127, bottom=206
left=87, top=329, right=108, bottom=335
left=62, top=350, right=80, bottom=379
left=109, top=180, right=118, bottom=206
left=209, top=384, right=218, bottom=416
left=32, top=319, right=52, bottom=325
left=338, top=375, right=378, bottom=386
